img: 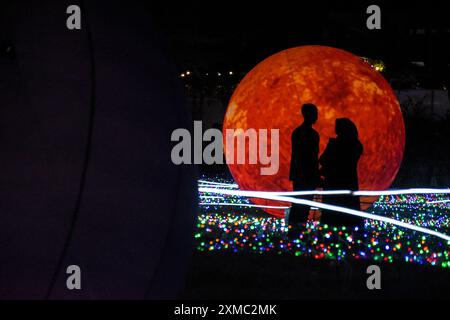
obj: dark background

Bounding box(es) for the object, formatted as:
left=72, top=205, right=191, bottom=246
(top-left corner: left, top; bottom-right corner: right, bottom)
left=152, top=1, right=450, bottom=87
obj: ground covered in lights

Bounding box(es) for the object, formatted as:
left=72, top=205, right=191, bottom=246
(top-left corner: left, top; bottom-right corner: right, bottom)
left=196, top=175, right=450, bottom=269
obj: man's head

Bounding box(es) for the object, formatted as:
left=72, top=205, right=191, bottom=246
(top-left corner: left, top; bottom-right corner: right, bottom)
left=301, top=103, right=318, bottom=125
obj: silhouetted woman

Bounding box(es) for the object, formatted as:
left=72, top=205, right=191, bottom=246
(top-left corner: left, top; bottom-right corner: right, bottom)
left=320, top=118, right=363, bottom=227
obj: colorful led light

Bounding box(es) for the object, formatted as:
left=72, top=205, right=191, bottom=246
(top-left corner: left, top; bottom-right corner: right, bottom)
left=196, top=175, right=450, bottom=268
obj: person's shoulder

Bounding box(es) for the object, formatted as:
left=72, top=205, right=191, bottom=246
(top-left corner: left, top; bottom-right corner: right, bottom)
left=291, top=125, right=302, bottom=136
left=327, top=137, right=337, bottom=145
left=311, top=128, right=319, bottom=137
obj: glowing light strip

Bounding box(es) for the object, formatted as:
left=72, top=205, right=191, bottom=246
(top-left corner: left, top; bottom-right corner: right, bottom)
left=427, top=200, right=450, bottom=204
left=198, top=186, right=238, bottom=190
left=255, top=190, right=351, bottom=196
left=198, top=180, right=239, bottom=188
left=199, top=187, right=450, bottom=242
left=201, top=187, right=450, bottom=197
left=199, top=195, right=225, bottom=199
left=353, top=188, right=450, bottom=196
left=199, top=202, right=290, bottom=209
left=198, top=182, right=237, bottom=186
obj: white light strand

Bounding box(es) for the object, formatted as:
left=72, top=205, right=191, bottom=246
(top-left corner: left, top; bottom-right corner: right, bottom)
left=198, top=180, right=239, bottom=188
left=353, top=188, right=450, bottom=196
left=199, top=195, right=225, bottom=200
left=199, top=202, right=290, bottom=209
left=427, top=200, right=450, bottom=204
left=200, top=187, right=450, bottom=197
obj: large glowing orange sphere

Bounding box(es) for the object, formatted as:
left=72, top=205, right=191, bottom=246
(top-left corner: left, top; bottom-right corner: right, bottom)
left=223, top=46, right=405, bottom=217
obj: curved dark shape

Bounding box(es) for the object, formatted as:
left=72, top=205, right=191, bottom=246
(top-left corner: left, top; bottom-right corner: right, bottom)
left=0, top=1, right=195, bottom=299
left=320, top=118, right=363, bottom=227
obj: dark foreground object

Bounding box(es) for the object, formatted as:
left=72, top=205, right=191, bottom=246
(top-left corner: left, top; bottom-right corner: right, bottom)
left=0, top=1, right=195, bottom=299
left=184, top=252, right=450, bottom=299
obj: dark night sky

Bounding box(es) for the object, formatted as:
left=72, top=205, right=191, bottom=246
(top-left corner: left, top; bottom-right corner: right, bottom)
left=149, top=1, right=450, bottom=82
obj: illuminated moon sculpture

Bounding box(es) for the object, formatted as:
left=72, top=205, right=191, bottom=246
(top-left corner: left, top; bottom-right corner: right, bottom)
left=223, top=46, right=405, bottom=216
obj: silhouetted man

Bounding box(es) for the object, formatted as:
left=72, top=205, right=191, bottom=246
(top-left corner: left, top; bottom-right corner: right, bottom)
left=289, top=103, right=320, bottom=234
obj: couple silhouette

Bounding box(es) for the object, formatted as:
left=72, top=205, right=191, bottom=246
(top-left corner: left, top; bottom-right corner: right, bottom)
left=289, top=103, right=363, bottom=232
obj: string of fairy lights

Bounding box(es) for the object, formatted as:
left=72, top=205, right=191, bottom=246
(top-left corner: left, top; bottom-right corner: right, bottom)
left=196, top=175, right=450, bottom=268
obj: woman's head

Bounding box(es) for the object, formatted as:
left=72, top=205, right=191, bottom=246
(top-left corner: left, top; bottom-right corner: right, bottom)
left=335, top=118, right=358, bottom=139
